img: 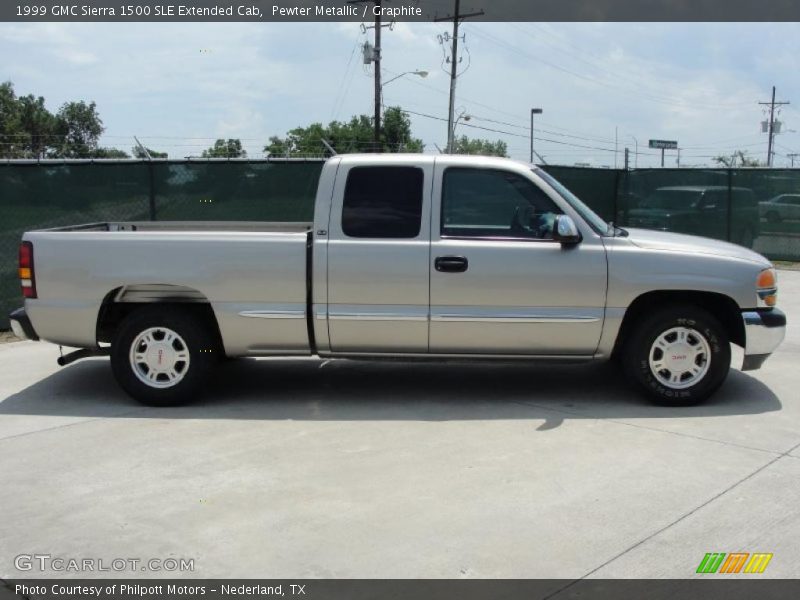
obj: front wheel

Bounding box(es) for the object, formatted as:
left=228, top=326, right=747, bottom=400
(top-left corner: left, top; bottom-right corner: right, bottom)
left=623, top=306, right=730, bottom=405
left=111, top=307, right=218, bottom=406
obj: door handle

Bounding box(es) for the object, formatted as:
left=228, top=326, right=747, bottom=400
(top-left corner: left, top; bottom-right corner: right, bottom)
left=435, top=255, right=469, bottom=273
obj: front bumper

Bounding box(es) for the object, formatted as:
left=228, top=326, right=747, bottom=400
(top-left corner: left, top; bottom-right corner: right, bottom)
left=741, top=308, right=786, bottom=371
left=8, top=307, right=39, bottom=341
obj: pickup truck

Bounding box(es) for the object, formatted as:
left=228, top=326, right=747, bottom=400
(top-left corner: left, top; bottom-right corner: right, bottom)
left=9, top=155, right=786, bottom=406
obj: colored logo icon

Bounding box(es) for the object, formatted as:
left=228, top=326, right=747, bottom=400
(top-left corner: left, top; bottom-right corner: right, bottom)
left=696, top=552, right=773, bottom=574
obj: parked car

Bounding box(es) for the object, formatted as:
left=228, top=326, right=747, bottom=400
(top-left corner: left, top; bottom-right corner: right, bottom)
left=759, top=193, right=800, bottom=223
left=10, top=155, right=785, bottom=406
left=627, top=186, right=759, bottom=247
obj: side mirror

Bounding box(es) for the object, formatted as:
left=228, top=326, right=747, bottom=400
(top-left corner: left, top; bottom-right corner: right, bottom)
left=553, top=215, right=582, bottom=245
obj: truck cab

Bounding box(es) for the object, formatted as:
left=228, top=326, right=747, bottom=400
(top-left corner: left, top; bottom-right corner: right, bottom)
left=315, top=154, right=607, bottom=357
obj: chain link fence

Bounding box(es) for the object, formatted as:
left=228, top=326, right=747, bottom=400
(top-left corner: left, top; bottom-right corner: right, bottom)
left=2, top=159, right=799, bottom=329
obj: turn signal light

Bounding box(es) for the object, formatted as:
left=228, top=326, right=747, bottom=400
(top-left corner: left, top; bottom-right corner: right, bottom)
left=757, top=269, right=776, bottom=290
left=19, top=241, right=37, bottom=299
left=756, top=268, right=777, bottom=307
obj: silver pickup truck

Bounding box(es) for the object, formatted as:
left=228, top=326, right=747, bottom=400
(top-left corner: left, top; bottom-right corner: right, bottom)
left=10, top=155, right=786, bottom=406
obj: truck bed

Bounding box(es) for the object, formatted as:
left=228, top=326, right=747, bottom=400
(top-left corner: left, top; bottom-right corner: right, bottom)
left=23, top=221, right=314, bottom=355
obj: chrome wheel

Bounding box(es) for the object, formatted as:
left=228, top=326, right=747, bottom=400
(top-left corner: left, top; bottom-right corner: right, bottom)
left=648, top=326, right=711, bottom=390
left=129, top=327, right=191, bottom=389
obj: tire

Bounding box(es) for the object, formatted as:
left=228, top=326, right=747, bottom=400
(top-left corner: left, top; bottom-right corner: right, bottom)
left=110, top=306, right=218, bottom=406
left=623, top=305, right=730, bottom=406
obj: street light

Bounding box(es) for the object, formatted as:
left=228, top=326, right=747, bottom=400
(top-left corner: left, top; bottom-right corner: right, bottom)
left=379, top=70, right=429, bottom=127
left=381, top=70, right=429, bottom=88
left=450, top=108, right=472, bottom=153
left=530, top=108, right=543, bottom=163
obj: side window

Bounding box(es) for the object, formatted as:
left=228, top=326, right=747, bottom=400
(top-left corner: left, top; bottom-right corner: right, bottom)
left=342, top=166, right=424, bottom=238
left=441, top=168, right=562, bottom=239
left=701, top=190, right=724, bottom=210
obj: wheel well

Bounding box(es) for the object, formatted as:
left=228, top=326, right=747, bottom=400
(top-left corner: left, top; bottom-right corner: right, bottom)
left=96, top=287, right=223, bottom=349
left=612, top=290, right=744, bottom=357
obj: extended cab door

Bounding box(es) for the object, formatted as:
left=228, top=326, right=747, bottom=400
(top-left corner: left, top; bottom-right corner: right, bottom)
left=324, top=157, right=433, bottom=353
left=429, top=159, right=608, bottom=355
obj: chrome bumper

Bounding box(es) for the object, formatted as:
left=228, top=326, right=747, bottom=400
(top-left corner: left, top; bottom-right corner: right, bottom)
left=8, top=307, right=39, bottom=341
left=741, top=308, right=786, bottom=371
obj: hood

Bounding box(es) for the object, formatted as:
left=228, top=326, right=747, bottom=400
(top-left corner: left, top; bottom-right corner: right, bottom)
left=623, top=227, right=770, bottom=265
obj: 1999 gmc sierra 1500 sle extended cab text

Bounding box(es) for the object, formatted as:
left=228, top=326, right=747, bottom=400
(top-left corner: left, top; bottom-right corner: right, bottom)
left=9, top=155, right=786, bottom=406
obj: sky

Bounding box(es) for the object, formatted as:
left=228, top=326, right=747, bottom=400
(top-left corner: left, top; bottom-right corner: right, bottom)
left=2, top=21, right=800, bottom=167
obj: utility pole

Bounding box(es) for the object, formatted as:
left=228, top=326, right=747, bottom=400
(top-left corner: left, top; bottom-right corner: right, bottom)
left=788, top=153, right=799, bottom=167
left=624, top=147, right=629, bottom=170
left=373, top=0, right=382, bottom=150
left=759, top=86, right=790, bottom=167
left=350, top=0, right=392, bottom=151
left=435, top=0, right=484, bottom=153
left=530, top=108, right=542, bottom=163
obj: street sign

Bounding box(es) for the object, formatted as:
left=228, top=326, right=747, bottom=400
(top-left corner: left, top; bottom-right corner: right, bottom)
left=649, top=139, right=678, bottom=150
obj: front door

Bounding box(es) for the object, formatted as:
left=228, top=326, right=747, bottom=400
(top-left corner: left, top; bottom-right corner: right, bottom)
left=429, top=163, right=607, bottom=355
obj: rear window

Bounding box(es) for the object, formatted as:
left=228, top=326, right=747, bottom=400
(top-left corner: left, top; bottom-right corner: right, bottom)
left=342, top=166, right=424, bottom=238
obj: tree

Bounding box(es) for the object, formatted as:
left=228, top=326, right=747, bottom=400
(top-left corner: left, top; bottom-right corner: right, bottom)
left=202, top=138, right=246, bottom=158
left=93, top=147, right=130, bottom=158
left=0, top=81, right=23, bottom=158
left=714, top=150, right=763, bottom=168
left=452, top=136, right=508, bottom=157
left=17, top=94, right=57, bottom=158
left=264, top=106, right=424, bottom=156
left=133, top=146, right=168, bottom=159
left=382, top=107, right=424, bottom=152
left=53, top=101, right=104, bottom=158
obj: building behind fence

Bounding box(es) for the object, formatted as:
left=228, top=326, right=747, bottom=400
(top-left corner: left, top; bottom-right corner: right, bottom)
left=2, top=159, right=799, bottom=328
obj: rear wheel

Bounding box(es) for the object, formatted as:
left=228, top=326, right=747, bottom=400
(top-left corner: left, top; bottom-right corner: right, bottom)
left=111, top=307, right=218, bottom=406
left=623, top=306, right=730, bottom=405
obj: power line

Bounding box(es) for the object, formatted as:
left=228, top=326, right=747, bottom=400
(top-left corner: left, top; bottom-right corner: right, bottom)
left=468, top=25, right=755, bottom=111
left=513, top=23, right=754, bottom=110
left=402, top=109, right=643, bottom=154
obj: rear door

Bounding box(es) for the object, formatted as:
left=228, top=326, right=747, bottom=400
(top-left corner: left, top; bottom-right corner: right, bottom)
left=325, top=158, right=432, bottom=353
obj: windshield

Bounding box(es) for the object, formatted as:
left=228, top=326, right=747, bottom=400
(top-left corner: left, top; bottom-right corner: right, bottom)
left=534, top=169, right=609, bottom=234
left=641, top=190, right=702, bottom=210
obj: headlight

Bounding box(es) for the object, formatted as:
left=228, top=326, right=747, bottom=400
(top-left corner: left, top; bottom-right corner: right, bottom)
left=756, top=267, right=778, bottom=307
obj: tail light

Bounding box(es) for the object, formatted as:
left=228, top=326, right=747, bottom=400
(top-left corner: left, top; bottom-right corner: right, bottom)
left=19, top=241, right=37, bottom=299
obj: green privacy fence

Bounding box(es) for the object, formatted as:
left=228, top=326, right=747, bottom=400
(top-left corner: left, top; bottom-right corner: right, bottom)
left=2, top=159, right=799, bottom=329
left=547, top=165, right=800, bottom=260
left=0, top=159, right=324, bottom=328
